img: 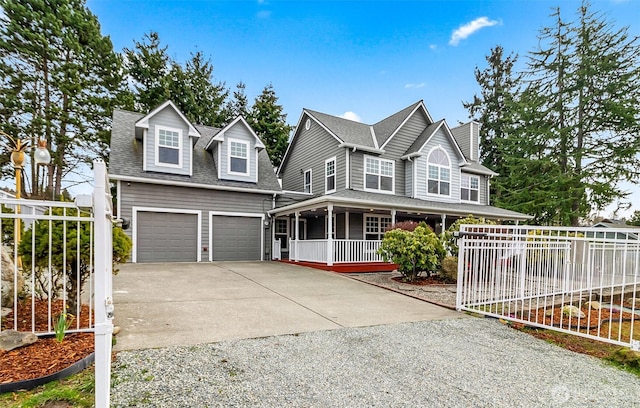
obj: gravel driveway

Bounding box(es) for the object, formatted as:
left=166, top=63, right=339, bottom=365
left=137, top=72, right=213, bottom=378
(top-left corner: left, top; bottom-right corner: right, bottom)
left=110, top=317, right=640, bottom=407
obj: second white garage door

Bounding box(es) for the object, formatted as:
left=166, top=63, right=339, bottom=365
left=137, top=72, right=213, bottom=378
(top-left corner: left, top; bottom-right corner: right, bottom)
left=211, top=215, right=262, bottom=261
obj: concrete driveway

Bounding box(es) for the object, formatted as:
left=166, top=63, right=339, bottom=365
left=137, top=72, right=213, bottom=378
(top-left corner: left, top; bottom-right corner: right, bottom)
left=112, top=261, right=463, bottom=351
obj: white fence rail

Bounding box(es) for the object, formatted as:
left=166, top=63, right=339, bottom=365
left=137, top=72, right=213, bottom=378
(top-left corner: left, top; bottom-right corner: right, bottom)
left=456, top=225, right=640, bottom=350
left=0, top=159, right=114, bottom=407
left=333, top=239, right=383, bottom=263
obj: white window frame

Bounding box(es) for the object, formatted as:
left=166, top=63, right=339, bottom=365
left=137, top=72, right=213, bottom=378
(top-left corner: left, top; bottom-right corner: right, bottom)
left=364, top=215, right=392, bottom=240
left=227, top=138, right=250, bottom=176
left=304, top=168, right=312, bottom=194
left=325, top=156, right=336, bottom=194
left=461, top=174, right=480, bottom=203
left=363, top=155, right=395, bottom=194
left=155, top=125, right=183, bottom=168
left=426, top=147, right=451, bottom=197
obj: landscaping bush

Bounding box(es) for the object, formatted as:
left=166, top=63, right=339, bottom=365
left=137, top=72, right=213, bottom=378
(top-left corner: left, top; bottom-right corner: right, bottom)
left=378, top=222, right=445, bottom=282
left=441, top=215, right=496, bottom=257
left=439, top=256, right=458, bottom=283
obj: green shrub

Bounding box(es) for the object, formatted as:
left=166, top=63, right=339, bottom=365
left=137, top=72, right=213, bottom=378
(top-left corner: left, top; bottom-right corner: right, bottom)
left=439, top=256, right=458, bottom=283
left=378, top=222, right=445, bottom=282
left=441, top=215, right=496, bottom=257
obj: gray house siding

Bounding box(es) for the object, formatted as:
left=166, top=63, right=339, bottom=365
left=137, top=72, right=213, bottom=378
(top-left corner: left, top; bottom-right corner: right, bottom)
left=216, top=123, right=259, bottom=183
left=379, top=110, right=429, bottom=196
left=281, top=115, right=344, bottom=194
left=119, top=181, right=271, bottom=261
left=405, top=162, right=414, bottom=197
left=145, top=107, right=192, bottom=176
left=348, top=213, right=364, bottom=239
left=414, top=127, right=463, bottom=203
left=451, top=122, right=480, bottom=162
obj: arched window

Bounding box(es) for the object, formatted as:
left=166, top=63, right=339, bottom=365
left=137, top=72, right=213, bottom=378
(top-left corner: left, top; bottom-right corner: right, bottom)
left=427, top=148, right=450, bottom=196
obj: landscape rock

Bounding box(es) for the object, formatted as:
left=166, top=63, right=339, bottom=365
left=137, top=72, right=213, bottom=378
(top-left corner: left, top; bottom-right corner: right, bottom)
left=584, top=301, right=601, bottom=310
left=561, top=305, right=585, bottom=319
left=0, top=330, right=37, bottom=351
left=1, top=307, right=10, bottom=318
left=1, top=246, right=23, bottom=307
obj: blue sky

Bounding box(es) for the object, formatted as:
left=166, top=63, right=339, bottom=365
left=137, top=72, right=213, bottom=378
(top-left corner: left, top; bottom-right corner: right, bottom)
left=86, top=0, right=639, bottom=217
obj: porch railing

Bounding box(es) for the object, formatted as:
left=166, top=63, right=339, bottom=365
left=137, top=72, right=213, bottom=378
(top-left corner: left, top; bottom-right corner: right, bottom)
left=456, top=224, right=640, bottom=350
left=288, top=239, right=384, bottom=264
left=272, top=238, right=281, bottom=260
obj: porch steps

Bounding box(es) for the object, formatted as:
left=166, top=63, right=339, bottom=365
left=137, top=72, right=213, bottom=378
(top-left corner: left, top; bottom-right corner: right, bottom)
left=278, top=259, right=397, bottom=273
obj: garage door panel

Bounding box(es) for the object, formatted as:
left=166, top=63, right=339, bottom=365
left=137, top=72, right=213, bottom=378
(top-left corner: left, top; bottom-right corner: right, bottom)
left=212, top=216, right=261, bottom=261
left=137, top=212, right=198, bottom=262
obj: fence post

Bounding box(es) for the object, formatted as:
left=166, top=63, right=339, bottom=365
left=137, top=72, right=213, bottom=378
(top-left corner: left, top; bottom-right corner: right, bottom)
left=93, top=159, right=113, bottom=408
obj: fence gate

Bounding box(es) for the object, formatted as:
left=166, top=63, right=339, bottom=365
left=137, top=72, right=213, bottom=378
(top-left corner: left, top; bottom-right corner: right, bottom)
left=456, top=224, right=640, bottom=350
left=0, top=159, right=113, bottom=407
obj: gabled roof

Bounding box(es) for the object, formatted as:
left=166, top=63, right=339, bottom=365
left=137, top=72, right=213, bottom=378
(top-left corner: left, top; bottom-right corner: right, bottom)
left=134, top=100, right=201, bottom=138
left=305, top=109, right=375, bottom=148
left=374, top=101, right=433, bottom=148
left=109, top=109, right=281, bottom=193
left=403, top=119, right=467, bottom=164
left=205, top=115, right=265, bottom=150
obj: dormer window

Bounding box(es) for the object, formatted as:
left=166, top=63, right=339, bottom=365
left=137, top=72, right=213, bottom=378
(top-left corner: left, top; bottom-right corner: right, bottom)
left=156, top=126, right=182, bottom=168
left=229, top=139, right=249, bottom=175
left=427, top=148, right=450, bottom=196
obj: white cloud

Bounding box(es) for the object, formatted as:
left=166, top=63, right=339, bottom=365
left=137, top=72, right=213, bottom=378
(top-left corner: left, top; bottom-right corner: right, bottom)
left=429, top=44, right=437, bottom=50
left=341, top=111, right=361, bottom=122
left=449, top=17, right=499, bottom=46
left=404, top=83, right=426, bottom=89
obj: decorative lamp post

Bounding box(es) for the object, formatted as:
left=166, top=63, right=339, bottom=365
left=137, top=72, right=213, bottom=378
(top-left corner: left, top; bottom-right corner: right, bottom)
left=1, top=131, right=51, bottom=265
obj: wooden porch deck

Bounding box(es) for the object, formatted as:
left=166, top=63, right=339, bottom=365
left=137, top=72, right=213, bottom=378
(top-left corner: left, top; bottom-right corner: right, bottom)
left=278, top=259, right=397, bottom=273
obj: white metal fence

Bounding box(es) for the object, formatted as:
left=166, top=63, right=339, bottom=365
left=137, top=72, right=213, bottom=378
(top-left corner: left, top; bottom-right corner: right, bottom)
left=0, top=159, right=114, bottom=407
left=456, top=225, right=640, bottom=350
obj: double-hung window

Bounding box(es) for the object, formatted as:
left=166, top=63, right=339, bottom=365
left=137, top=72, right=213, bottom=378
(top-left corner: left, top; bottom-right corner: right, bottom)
left=427, top=148, right=450, bottom=196
left=156, top=127, right=181, bottom=167
left=365, top=156, right=394, bottom=193
left=229, top=140, right=249, bottom=175
left=304, top=169, right=312, bottom=193
left=461, top=174, right=479, bottom=202
left=365, top=215, right=392, bottom=240
left=325, top=157, right=336, bottom=193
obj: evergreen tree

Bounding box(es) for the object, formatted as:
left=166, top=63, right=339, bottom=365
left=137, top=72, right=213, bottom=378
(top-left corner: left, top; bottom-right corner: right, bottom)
left=249, top=84, right=292, bottom=168
left=0, top=0, right=126, bottom=198
left=123, top=31, right=171, bottom=112
left=227, top=82, right=250, bottom=120
left=463, top=46, right=521, bottom=204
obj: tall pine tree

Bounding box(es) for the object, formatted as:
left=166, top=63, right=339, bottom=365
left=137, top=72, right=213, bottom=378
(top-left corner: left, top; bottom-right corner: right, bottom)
left=0, top=0, right=126, bottom=198
left=249, top=84, right=291, bottom=168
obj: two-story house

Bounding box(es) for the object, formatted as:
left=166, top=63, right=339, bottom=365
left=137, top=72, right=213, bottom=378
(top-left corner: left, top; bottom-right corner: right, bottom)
left=109, top=100, right=281, bottom=263
left=270, top=100, right=531, bottom=271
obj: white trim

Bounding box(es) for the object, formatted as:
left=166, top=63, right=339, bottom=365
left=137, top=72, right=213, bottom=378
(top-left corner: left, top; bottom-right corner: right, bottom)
left=370, top=126, right=378, bottom=149
left=426, top=146, right=452, bottom=198
left=206, top=116, right=265, bottom=150
left=135, top=100, right=200, bottom=138
left=208, top=211, right=265, bottom=261
left=363, top=155, right=395, bottom=194
left=460, top=174, right=480, bottom=204
left=469, top=123, right=474, bottom=161
left=132, top=206, right=202, bottom=263
left=414, top=120, right=468, bottom=165
left=345, top=149, right=350, bottom=189
left=154, top=125, right=183, bottom=169
left=227, top=138, right=250, bottom=176
left=189, top=139, right=193, bottom=177
left=142, top=129, right=148, bottom=171
left=109, top=174, right=282, bottom=195
left=116, top=180, right=122, bottom=218
left=325, top=156, right=336, bottom=194
left=303, top=168, right=313, bottom=194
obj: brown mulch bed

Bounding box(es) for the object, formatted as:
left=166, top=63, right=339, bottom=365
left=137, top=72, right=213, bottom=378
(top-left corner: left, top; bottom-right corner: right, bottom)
left=1, top=299, right=95, bottom=385
left=529, top=306, right=636, bottom=331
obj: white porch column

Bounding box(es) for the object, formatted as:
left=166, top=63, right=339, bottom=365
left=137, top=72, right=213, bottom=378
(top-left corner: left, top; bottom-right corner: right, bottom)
left=441, top=214, right=446, bottom=233
left=327, top=204, right=333, bottom=266
left=345, top=211, right=350, bottom=240
left=294, top=212, right=300, bottom=262
left=391, top=209, right=396, bottom=225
